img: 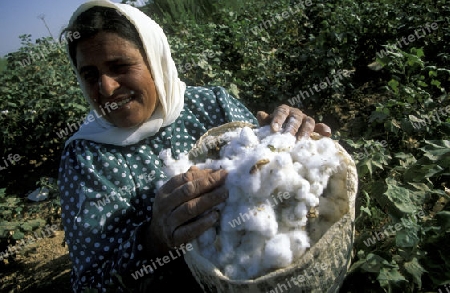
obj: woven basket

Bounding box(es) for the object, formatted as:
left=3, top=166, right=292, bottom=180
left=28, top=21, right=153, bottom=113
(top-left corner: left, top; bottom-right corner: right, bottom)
left=184, top=122, right=358, bottom=293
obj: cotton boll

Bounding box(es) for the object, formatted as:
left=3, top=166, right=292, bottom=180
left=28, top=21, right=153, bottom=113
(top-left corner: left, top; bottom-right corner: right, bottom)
left=292, top=139, right=317, bottom=160
left=262, top=234, right=293, bottom=269
left=291, top=147, right=312, bottom=164
left=302, top=192, right=320, bottom=207
left=216, top=230, right=241, bottom=264
left=220, top=203, right=245, bottom=232
left=288, top=230, right=310, bottom=258
left=316, top=137, right=337, bottom=154
left=281, top=206, right=305, bottom=229
left=239, top=249, right=264, bottom=278
left=260, top=153, right=297, bottom=189
left=293, top=161, right=307, bottom=178
left=239, top=126, right=259, bottom=147
left=306, top=168, right=322, bottom=188
left=243, top=250, right=263, bottom=279
left=305, top=155, right=333, bottom=172
left=227, top=165, right=262, bottom=196
left=261, top=132, right=296, bottom=151
left=310, top=182, right=324, bottom=197
left=198, top=227, right=216, bottom=248
left=254, top=125, right=273, bottom=140
left=235, top=233, right=265, bottom=277
left=243, top=203, right=278, bottom=238
left=220, top=139, right=247, bottom=158
left=197, top=157, right=236, bottom=171
left=220, top=130, right=240, bottom=145
left=238, top=232, right=266, bottom=253
left=223, top=263, right=246, bottom=280
left=294, top=202, right=308, bottom=219
left=159, top=149, right=193, bottom=178
left=197, top=227, right=220, bottom=264
left=295, top=178, right=311, bottom=201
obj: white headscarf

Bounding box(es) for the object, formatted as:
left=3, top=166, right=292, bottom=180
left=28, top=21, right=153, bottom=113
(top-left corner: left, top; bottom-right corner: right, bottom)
left=64, top=0, right=186, bottom=147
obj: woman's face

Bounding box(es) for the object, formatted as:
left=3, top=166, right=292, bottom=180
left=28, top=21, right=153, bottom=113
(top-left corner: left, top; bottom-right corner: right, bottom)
left=76, top=32, right=158, bottom=128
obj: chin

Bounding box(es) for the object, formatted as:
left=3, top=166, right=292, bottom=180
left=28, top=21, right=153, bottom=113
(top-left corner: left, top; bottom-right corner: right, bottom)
left=114, top=119, right=143, bottom=128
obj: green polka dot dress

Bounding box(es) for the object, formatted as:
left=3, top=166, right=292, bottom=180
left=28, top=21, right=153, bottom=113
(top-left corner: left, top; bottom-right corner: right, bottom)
left=58, top=86, right=258, bottom=292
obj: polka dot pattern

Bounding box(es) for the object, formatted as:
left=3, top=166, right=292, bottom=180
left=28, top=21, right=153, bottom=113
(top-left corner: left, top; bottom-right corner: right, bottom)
left=58, top=86, right=257, bottom=292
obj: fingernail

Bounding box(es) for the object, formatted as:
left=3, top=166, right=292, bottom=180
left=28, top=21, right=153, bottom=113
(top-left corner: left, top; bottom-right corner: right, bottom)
left=272, top=122, right=280, bottom=132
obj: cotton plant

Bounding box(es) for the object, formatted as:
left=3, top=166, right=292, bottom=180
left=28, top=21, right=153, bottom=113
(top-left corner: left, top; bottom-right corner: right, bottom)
left=158, top=125, right=346, bottom=280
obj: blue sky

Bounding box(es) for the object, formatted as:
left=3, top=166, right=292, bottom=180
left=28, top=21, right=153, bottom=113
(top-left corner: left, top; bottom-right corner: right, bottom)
left=0, top=0, right=136, bottom=57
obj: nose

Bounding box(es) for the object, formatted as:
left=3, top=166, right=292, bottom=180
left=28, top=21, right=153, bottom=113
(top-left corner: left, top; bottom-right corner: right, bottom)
left=98, top=74, right=119, bottom=97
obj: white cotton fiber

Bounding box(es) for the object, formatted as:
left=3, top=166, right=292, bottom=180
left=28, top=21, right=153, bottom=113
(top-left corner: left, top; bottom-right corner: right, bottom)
left=262, top=234, right=293, bottom=269
left=242, top=204, right=278, bottom=238
left=158, top=125, right=345, bottom=280
left=158, top=149, right=191, bottom=178
left=288, top=230, right=310, bottom=258
left=239, top=126, right=259, bottom=147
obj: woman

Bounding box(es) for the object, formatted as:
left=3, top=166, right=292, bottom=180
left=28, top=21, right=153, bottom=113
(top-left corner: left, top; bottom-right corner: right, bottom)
left=58, top=1, right=331, bottom=292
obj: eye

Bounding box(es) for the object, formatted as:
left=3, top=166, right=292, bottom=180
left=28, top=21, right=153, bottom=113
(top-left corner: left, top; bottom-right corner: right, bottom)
left=112, top=64, right=131, bottom=74
left=82, top=69, right=98, bottom=83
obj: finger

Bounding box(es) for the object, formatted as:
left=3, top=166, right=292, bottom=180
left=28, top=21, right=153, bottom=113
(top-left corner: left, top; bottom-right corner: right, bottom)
left=158, top=168, right=226, bottom=196
left=283, top=109, right=306, bottom=136
left=314, top=123, right=332, bottom=137
left=168, top=185, right=228, bottom=228
left=297, top=116, right=316, bottom=139
left=171, top=210, right=220, bottom=247
left=164, top=169, right=228, bottom=209
left=270, top=104, right=290, bottom=132
left=256, top=111, right=271, bottom=126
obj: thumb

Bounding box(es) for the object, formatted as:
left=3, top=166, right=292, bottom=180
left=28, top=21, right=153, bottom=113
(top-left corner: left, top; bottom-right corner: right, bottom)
left=256, top=111, right=271, bottom=126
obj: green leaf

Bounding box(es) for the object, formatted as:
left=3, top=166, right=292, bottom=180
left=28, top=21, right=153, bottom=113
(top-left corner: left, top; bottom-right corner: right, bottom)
left=404, top=257, right=427, bottom=288
left=360, top=253, right=388, bottom=273
left=395, top=225, right=420, bottom=248
left=373, top=179, right=416, bottom=218
left=388, top=79, right=399, bottom=94
left=12, top=230, right=24, bottom=240
left=377, top=260, right=407, bottom=289
left=421, top=140, right=450, bottom=161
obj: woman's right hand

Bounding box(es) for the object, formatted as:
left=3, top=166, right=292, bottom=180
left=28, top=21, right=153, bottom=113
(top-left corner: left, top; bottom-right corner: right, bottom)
left=147, top=166, right=228, bottom=255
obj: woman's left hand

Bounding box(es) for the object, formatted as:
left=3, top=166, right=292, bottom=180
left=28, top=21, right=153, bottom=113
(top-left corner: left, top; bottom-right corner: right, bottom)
left=256, top=104, right=331, bottom=139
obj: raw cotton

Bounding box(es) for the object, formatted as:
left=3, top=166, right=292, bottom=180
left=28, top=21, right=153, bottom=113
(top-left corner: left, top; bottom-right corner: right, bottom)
left=157, top=125, right=346, bottom=280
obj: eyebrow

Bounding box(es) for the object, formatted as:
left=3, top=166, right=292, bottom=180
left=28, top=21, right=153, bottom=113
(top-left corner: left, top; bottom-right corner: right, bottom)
left=78, top=57, right=136, bottom=75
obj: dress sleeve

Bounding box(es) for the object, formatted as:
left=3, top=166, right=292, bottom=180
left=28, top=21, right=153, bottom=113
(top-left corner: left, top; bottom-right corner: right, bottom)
left=58, top=141, right=156, bottom=292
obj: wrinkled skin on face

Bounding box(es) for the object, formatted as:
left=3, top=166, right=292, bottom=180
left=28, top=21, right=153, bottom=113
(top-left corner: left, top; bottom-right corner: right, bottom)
left=76, top=32, right=159, bottom=128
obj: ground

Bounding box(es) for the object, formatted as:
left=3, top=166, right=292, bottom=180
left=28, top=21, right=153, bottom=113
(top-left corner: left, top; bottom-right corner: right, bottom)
left=0, top=222, right=72, bottom=293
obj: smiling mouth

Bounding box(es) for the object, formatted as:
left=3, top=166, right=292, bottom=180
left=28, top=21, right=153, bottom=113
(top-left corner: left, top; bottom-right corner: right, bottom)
left=115, top=97, right=133, bottom=107
left=102, top=95, right=135, bottom=110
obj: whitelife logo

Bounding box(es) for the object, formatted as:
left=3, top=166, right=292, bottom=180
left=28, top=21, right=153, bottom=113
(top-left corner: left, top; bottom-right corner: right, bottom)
left=131, top=243, right=193, bottom=280
left=55, top=102, right=118, bottom=139
left=0, top=153, right=22, bottom=171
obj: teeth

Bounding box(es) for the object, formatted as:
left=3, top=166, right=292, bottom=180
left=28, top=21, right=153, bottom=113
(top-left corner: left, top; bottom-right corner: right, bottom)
left=116, top=97, right=132, bottom=107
